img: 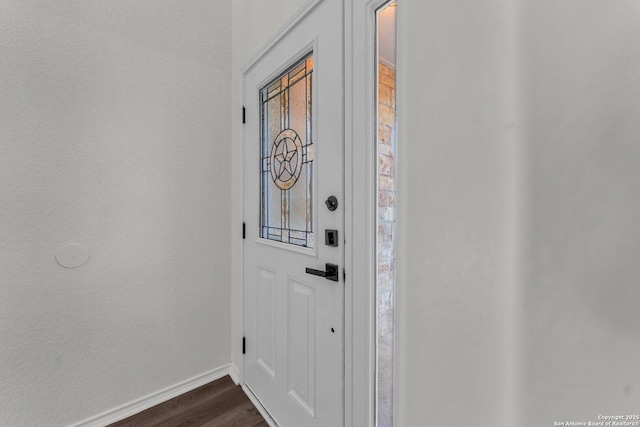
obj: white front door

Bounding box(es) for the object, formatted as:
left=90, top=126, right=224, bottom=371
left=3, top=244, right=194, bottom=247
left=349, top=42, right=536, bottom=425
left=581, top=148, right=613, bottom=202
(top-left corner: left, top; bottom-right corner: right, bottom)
left=242, top=1, right=344, bottom=426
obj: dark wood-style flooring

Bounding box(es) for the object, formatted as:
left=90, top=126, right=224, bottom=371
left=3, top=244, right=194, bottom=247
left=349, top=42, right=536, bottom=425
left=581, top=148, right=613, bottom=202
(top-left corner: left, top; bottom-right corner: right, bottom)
left=108, top=376, right=268, bottom=427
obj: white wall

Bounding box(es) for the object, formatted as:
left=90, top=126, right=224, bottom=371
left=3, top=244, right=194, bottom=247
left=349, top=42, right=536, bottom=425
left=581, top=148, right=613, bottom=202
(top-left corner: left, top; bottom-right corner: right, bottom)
left=0, top=1, right=232, bottom=426
left=519, top=0, right=640, bottom=424
left=230, top=0, right=308, bottom=377
left=397, top=0, right=640, bottom=426
left=395, top=1, right=516, bottom=425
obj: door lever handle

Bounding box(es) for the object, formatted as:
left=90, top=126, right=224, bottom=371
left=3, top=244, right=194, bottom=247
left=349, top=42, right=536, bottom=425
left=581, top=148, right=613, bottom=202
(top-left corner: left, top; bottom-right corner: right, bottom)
left=305, top=263, right=339, bottom=282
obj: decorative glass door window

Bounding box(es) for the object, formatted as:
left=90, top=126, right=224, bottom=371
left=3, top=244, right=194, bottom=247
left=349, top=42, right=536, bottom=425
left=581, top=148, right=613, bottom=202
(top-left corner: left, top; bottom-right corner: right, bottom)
left=260, top=54, right=314, bottom=248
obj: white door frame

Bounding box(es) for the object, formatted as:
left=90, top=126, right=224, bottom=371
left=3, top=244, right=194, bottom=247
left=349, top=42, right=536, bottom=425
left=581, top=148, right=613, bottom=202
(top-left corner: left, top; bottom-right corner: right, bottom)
left=346, top=0, right=402, bottom=425
left=344, top=0, right=381, bottom=425
left=235, top=0, right=393, bottom=425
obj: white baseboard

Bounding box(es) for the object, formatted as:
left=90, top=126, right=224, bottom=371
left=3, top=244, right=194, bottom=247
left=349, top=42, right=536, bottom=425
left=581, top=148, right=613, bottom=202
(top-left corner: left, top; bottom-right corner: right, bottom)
left=69, top=363, right=232, bottom=427
left=228, top=363, right=240, bottom=385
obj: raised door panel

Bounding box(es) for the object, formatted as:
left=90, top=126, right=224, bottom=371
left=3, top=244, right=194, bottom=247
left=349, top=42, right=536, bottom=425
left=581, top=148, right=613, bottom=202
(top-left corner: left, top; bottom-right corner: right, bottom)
left=288, top=277, right=316, bottom=418
left=257, top=267, right=277, bottom=378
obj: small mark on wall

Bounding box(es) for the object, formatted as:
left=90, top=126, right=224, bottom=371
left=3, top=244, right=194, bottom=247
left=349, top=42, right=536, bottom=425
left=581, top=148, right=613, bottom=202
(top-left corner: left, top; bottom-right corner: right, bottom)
left=56, top=244, right=90, bottom=268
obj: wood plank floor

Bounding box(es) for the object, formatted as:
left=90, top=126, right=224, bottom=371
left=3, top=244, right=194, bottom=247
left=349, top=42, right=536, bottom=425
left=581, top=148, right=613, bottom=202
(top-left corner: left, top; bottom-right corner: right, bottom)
left=108, top=376, right=268, bottom=427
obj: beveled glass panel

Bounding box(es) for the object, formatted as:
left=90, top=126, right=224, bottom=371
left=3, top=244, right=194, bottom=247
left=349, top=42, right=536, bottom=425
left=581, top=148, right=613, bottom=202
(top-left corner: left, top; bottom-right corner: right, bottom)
left=260, top=53, right=314, bottom=248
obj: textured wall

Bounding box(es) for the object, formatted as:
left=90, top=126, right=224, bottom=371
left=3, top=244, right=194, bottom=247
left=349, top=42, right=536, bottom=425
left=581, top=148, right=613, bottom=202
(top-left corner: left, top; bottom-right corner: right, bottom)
left=230, top=0, right=308, bottom=377
left=0, top=1, right=231, bottom=426
left=377, top=61, right=396, bottom=337
left=377, top=60, right=396, bottom=427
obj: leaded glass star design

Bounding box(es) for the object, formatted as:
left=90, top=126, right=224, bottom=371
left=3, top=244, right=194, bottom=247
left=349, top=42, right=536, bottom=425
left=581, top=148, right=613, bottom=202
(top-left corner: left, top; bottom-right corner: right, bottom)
left=270, top=129, right=303, bottom=190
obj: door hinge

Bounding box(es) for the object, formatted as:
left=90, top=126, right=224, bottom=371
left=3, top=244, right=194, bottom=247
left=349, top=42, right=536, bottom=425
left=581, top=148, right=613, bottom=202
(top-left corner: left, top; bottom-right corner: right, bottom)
left=242, top=222, right=246, bottom=239
left=242, top=336, right=246, bottom=355
left=242, top=106, right=246, bottom=124
left=343, top=268, right=346, bottom=282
